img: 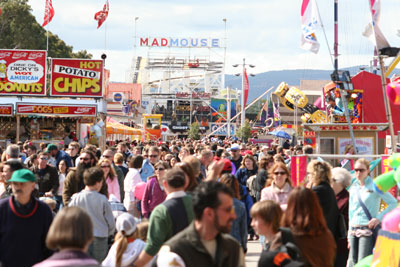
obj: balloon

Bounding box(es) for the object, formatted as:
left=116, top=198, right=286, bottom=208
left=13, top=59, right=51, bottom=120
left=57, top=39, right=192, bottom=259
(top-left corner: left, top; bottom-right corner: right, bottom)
left=134, top=182, right=147, bottom=200
left=382, top=207, right=400, bottom=232
left=386, top=82, right=400, bottom=104
left=313, top=97, right=322, bottom=109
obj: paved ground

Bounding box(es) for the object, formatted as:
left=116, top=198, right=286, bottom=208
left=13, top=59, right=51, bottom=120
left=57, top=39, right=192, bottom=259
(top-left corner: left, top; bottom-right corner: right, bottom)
left=245, top=240, right=262, bottom=267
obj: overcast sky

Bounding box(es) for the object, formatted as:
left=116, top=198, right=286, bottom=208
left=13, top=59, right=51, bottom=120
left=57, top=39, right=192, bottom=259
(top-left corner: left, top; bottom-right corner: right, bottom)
left=28, top=0, right=400, bottom=82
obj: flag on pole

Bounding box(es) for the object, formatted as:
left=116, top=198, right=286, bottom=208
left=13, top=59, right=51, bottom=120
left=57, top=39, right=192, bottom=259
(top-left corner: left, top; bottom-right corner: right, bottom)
left=42, top=0, right=55, bottom=27
left=243, top=68, right=249, bottom=106
left=273, top=102, right=281, bottom=127
left=94, top=0, right=109, bottom=29
left=300, top=0, right=320, bottom=53
left=362, top=0, right=389, bottom=50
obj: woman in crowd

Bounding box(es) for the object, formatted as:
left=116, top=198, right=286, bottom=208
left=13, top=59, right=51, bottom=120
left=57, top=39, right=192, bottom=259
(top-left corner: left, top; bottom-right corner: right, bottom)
left=141, top=161, right=169, bottom=218
left=220, top=173, right=247, bottom=252
left=170, top=156, right=178, bottom=167
left=102, top=213, right=145, bottom=267
left=124, top=155, right=143, bottom=218
left=176, top=161, right=197, bottom=193
left=307, top=160, right=339, bottom=237
left=281, top=187, right=336, bottom=266
left=261, top=162, right=293, bottom=210
left=348, top=158, right=397, bottom=265
left=340, top=144, right=354, bottom=171
left=56, top=159, right=69, bottom=208
left=254, top=157, right=271, bottom=202
left=33, top=207, right=97, bottom=267
left=0, top=163, right=8, bottom=199
left=331, top=167, right=352, bottom=267
left=98, top=158, right=120, bottom=202
left=178, top=147, right=190, bottom=161
left=235, top=154, right=258, bottom=188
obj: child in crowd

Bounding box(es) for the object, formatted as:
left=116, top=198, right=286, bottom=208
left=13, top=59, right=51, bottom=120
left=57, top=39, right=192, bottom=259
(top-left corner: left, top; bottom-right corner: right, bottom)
left=137, top=220, right=149, bottom=243
left=102, top=213, right=146, bottom=266
left=69, top=167, right=115, bottom=262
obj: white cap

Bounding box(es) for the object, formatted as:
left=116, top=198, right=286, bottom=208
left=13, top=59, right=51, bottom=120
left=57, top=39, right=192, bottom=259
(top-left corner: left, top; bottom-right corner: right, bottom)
left=116, top=213, right=137, bottom=236
left=230, top=144, right=240, bottom=151
left=261, top=145, right=268, bottom=150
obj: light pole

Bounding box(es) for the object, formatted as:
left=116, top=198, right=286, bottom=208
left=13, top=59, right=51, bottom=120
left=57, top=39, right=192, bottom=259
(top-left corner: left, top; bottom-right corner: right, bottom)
left=233, top=58, right=255, bottom=127
left=134, top=17, right=139, bottom=57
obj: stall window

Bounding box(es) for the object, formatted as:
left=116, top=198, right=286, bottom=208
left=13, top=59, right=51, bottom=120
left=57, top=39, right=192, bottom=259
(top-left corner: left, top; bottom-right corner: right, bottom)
left=320, top=138, right=335, bottom=166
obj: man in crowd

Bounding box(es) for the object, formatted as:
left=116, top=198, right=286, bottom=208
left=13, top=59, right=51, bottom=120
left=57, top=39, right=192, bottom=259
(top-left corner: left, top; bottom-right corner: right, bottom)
left=140, top=146, right=160, bottom=182
left=47, top=143, right=73, bottom=168
left=23, top=145, right=37, bottom=165
left=117, top=142, right=132, bottom=162
left=31, top=152, right=59, bottom=197
left=5, top=144, right=20, bottom=162
left=157, top=181, right=244, bottom=267
left=67, top=141, right=80, bottom=167
left=198, top=149, right=213, bottom=181
left=135, top=167, right=194, bottom=266
left=0, top=169, right=53, bottom=267
left=63, top=150, right=102, bottom=205
left=1, top=160, right=25, bottom=199
left=229, top=144, right=242, bottom=171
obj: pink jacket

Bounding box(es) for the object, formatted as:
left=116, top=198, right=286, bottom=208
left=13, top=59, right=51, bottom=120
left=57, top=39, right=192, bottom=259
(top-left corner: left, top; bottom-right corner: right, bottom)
left=106, top=176, right=121, bottom=202
left=141, top=177, right=166, bottom=218
left=261, top=182, right=292, bottom=210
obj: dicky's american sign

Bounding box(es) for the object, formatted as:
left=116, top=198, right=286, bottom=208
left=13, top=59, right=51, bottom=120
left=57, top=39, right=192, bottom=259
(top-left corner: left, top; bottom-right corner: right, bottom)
left=0, top=49, right=47, bottom=96
left=51, top=59, right=103, bottom=97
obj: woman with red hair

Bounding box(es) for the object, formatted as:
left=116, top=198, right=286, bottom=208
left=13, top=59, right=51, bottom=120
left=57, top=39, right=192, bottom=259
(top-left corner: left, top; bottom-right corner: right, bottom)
left=281, top=187, right=336, bottom=266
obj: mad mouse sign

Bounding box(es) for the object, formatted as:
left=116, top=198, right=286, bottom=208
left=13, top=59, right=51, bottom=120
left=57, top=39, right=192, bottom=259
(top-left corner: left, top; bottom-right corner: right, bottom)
left=0, top=49, right=47, bottom=96
left=51, top=58, right=103, bottom=97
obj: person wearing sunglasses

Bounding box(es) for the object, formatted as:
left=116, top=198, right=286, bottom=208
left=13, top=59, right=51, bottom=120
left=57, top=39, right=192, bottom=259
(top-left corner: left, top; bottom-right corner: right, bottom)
left=98, top=158, right=120, bottom=202
left=261, top=162, right=293, bottom=211
left=140, top=146, right=160, bottom=182
left=141, top=161, right=169, bottom=219
left=347, top=158, right=397, bottom=265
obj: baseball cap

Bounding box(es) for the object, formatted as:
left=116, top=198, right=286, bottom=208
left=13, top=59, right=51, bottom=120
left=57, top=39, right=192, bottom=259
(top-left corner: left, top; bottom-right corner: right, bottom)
left=230, top=144, right=240, bottom=151
left=261, top=145, right=269, bottom=151
left=46, top=144, right=58, bottom=152
left=9, top=169, right=36, bottom=183
left=116, top=213, right=138, bottom=236
left=221, top=158, right=233, bottom=173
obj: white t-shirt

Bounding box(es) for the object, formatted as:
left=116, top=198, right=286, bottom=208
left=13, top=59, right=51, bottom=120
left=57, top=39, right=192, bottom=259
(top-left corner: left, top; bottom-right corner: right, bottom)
left=102, top=238, right=145, bottom=267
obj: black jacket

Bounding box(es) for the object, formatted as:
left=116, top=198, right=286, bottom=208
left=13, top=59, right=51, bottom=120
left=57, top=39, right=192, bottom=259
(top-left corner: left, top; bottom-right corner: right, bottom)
left=312, top=181, right=339, bottom=237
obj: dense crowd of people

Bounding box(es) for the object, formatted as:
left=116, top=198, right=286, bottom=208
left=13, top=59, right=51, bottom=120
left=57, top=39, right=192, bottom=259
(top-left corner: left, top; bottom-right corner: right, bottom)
left=0, top=138, right=396, bottom=266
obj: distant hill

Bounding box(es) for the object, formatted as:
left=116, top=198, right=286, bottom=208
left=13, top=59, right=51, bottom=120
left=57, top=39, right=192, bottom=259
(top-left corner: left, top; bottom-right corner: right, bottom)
left=225, top=66, right=400, bottom=102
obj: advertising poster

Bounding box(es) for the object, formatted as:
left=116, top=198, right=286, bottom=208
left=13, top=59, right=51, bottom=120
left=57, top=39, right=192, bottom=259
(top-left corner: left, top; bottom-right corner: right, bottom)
left=51, top=58, right=103, bottom=97
left=338, top=138, right=373, bottom=157
left=210, top=123, right=236, bottom=136
left=16, top=103, right=97, bottom=116
left=210, top=98, right=237, bottom=123
left=303, top=131, right=316, bottom=149
left=0, top=49, right=46, bottom=96
left=0, top=105, right=13, bottom=116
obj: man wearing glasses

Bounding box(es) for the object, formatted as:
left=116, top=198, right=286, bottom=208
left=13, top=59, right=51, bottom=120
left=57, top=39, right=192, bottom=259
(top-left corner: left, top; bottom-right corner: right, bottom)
left=31, top=152, right=59, bottom=198
left=63, top=150, right=106, bottom=206
left=140, top=146, right=160, bottom=182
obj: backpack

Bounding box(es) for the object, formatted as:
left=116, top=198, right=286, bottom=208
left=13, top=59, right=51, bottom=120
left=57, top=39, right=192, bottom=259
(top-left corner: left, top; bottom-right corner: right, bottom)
left=246, top=175, right=258, bottom=198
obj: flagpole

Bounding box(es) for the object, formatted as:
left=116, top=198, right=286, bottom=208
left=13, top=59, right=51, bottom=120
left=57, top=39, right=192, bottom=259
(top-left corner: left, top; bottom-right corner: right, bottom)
left=46, top=27, right=49, bottom=52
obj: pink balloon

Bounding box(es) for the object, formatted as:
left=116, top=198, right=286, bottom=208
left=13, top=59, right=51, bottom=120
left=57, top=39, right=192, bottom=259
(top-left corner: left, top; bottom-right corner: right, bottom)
left=382, top=207, right=400, bottom=232
left=387, top=82, right=400, bottom=104
left=134, top=182, right=147, bottom=200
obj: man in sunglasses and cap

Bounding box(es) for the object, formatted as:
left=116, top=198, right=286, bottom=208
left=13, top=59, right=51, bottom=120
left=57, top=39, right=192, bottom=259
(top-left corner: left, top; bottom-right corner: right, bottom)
left=0, top=169, right=53, bottom=267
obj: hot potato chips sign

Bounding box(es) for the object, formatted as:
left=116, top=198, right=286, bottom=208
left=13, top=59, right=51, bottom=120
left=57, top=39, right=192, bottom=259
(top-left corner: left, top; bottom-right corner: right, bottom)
left=51, top=59, right=103, bottom=97
left=0, top=49, right=46, bottom=96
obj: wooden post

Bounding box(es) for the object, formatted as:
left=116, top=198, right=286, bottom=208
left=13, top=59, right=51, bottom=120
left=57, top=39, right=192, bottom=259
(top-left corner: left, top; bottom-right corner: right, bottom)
left=16, top=115, right=20, bottom=143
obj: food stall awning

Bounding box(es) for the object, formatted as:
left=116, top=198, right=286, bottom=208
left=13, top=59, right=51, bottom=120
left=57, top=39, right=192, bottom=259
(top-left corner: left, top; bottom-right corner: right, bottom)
left=106, top=122, right=142, bottom=135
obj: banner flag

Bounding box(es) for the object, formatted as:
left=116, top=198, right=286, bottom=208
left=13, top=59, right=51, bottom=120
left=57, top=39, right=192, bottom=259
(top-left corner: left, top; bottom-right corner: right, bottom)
left=243, top=68, right=249, bottom=106
left=300, top=0, right=320, bottom=53
left=363, top=0, right=389, bottom=50
left=42, top=0, right=55, bottom=27
left=290, top=156, right=307, bottom=186
left=94, top=0, right=109, bottom=29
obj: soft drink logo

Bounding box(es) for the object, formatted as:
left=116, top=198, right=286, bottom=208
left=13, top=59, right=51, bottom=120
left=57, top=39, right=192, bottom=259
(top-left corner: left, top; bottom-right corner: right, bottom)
left=0, top=52, right=12, bottom=59
left=74, top=107, right=94, bottom=114
left=12, top=52, right=28, bottom=59
left=28, top=53, right=44, bottom=60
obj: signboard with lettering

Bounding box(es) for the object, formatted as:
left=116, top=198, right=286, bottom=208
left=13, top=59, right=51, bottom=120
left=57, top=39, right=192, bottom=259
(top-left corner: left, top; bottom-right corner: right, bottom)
left=338, top=138, right=373, bottom=158
left=51, top=59, right=103, bottom=97
left=140, top=37, right=220, bottom=48
left=0, top=49, right=46, bottom=96
left=210, top=123, right=236, bottom=136
left=0, top=104, right=13, bottom=116
left=169, top=125, right=208, bottom=133
left=175, top=92, right=211, bottom=99
left=16, top=103, right=97, bottom=116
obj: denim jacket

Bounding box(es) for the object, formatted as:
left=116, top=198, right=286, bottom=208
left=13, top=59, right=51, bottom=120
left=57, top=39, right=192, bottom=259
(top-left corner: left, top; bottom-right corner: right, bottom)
left=349, top=176, right=397, bottom=229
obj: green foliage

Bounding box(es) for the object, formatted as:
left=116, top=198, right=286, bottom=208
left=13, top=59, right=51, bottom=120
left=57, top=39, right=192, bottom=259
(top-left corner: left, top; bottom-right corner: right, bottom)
left=187, top=122, right=200, bottom=140
left=0, top=0, right=92, bottom=58
left=237, top=120, right=252, bottom=142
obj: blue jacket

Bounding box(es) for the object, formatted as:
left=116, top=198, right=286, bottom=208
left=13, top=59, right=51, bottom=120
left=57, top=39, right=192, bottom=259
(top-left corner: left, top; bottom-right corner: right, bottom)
left=230, top=198, right=247, bottom=252
left=235, top=167, right=258, bottom=187
left=55, top=150, right=73, bottom=168
left=140, top=159, right=154, bottom=182
left=349, top=176, right=397, bottom=231
left=239, top=185, right=254, bottom=228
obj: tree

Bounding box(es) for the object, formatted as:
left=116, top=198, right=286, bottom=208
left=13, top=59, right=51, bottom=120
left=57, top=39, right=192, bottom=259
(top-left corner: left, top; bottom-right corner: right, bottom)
left=187, top=122, right=200, bottom=140
left=237, top=120, right=252, bottom=143
left=0, top=0, right=92, bottom=58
